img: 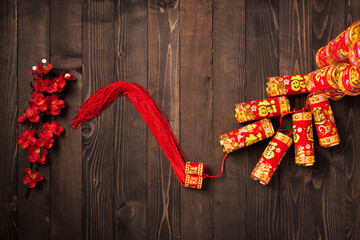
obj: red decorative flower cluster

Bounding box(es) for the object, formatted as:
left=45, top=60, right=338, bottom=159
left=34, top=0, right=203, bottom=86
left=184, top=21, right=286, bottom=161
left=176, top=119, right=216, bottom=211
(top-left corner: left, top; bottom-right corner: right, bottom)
left=18, top=59, right=75, bottom=188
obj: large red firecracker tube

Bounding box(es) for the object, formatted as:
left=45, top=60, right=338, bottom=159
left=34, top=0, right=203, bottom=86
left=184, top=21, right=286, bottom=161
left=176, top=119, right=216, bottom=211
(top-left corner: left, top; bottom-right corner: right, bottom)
left=315, top=20, right=360, bottom=68
left=305, top=65, right=345, bottom=100
left=308, top=94, right=340, bottom=148
left=292, top=112, right=315, bottom=166
left=219, top=118, right=275, bottom=154
left=338, top=64, right=360, bottom=96
left=266, top=74, right=310, bottom=97
left=349, top=39, right=360, bottom=67
left=234, top=96, right=291, bottom=124
left=251, top=131, right=293, bottom=185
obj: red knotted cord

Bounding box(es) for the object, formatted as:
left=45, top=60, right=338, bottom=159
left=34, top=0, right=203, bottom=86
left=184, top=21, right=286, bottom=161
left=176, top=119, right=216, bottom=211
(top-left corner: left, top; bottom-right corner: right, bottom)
left=277, top=92, right=314, bottom=135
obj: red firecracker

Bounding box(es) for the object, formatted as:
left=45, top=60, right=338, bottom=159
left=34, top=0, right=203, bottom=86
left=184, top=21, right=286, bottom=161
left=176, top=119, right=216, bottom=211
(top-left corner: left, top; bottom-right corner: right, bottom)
left=266, top=74, right=310, bottom=97
left=316, top=20, right=360, bottom=67
left=219, top=118, right=275, bottom=154
left=234, top=96, right=291, bottom=124
left=251, top=131, right=293, bottom=185
left=309, top=94, right=340, bottom=148
left=349, top=39, right=360, bottom=67
left=184, top=175, right=203, bottom=189
left=292, top=112, right=315, bottom=166
left=337, top=64, right=360, bottom=95
left=306, top=65, right=345, bottom=100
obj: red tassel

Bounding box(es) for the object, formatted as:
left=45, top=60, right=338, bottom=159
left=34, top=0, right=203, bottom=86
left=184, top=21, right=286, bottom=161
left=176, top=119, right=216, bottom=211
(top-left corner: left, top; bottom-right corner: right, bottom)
left=71, top=81, right=189, bottom=185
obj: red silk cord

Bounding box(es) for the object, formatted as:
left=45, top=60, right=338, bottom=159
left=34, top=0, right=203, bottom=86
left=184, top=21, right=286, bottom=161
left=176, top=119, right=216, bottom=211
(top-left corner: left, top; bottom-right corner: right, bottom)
left=277, top=92, right=314, bottom=135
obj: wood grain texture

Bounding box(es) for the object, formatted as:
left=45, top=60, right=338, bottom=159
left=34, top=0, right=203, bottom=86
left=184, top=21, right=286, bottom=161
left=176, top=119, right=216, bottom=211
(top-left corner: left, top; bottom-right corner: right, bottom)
left=278, top=1, right=313, bottom=239
left=82, top=1, right=115, bottom=239
left=113, top=0, right=148, bottom=239
left=212, top=0, right=247, bottom=239
left=346, top=1, right=360, bottom=239
left=245, top=0, right=280, bottom=239
left=179, top=0, right=213, bottom=239
left=2, top=1, right=360, bottom=239
left=0, top=0, right=17, bottom=239
left=148, top=0, right=180, bottom=239
left=312, top=1, right=346, bottom=239
left=49, top=0, right=82, bottom=239
left=17, top=0, right=50, bottom=239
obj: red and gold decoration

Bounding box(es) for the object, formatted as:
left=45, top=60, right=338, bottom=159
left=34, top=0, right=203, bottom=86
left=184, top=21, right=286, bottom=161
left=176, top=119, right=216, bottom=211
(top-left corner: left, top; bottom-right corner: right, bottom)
left=184, top=175, right=203, bottom=189
left=234, top=97, right=291, bottom=123
left=266, top=74, right=310, bottom=97
left=71, top=20, right=360, bottom=189
left=316, top=20, right=360, bottom=68
left=309, top=94, right=340, bottom=148
left=337, top=64, right=360, bottom=95
left=183, top=162, right=205, bottom=189
left=18, top=59, right=76, bottom=191
left=349, top=39, right=360, bottom=67
left=292, top=112, right=315, bottom=166
left=219, top=118, right=275, bottom=154
left=251, top=132, right=293, bottom=185
left=305, top=65, right=345, bottom=100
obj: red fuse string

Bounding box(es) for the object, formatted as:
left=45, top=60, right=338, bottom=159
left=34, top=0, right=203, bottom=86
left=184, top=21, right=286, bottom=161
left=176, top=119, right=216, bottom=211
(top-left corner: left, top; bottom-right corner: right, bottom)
left=277, top=92, right=314, bottom=136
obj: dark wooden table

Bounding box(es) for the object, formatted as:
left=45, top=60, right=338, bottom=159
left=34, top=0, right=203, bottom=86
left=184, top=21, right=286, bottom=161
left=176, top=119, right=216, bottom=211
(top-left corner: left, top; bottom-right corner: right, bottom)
left=1, top=0, right=360, bottom=239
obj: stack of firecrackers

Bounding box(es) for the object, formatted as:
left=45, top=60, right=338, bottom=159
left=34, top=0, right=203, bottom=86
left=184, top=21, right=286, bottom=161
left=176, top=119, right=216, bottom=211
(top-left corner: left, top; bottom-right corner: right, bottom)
left=219, top=20, right=360, bottom=185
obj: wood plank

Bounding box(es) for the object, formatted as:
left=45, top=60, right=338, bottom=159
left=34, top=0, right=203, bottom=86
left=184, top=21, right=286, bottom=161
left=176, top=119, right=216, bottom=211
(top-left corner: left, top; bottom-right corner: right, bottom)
left=113, top=0, right=148, bottom=239
left=311, top=1, right=346, bottom=239
left=17, top=0, right=50, bottom=239
left=245, top=0, right=281, bottom=239
left=345, top=2, right=360, bottom=238
left=278, top=1, right=313, bottom=239
left=212, top=0, right=247, bottom=239
left=179, top=0, right=213, bottom=239
left=82, top=1, right=115, bottom=239
left=147, top=0, right=180, bottom=239
left=49, top=0, right=82, bottom=239
left=0, top=0, right=17, bottom=239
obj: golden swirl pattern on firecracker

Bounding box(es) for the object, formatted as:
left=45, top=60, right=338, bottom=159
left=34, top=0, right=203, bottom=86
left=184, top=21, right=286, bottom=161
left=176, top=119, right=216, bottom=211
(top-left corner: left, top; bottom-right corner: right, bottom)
left=274, top=131, right=293, bottom=147
left=184, top=175, right=203, bottom=189
left=319, top=134, right=340, bottom=148
left=260, top=118, right=275, bottom=138
left=349, top=65, right=360, bottom=88
left=337, top=70, right=352, bottom=95
left=292, top=112, right=312, bottom=122
left=325, top=66, right=338, bottom=88
left=332, top=64, right=349, bottom=83
left=350, top=21, right=360, bottom=44
left=184, top=162, right=204, bottom=176
left=315, top=67, right=327, bottom=82
left=279, top=96, right=291, bottom=114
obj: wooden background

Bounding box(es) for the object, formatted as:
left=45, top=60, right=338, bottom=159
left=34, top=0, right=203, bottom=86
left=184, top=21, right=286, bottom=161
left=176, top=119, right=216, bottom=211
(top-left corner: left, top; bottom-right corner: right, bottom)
left=1, top=0, right=360, bottom=239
